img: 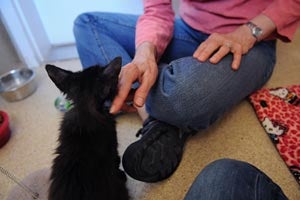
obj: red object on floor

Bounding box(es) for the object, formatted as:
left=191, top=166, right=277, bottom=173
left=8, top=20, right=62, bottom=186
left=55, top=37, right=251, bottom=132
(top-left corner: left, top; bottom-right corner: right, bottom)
left=0, top=110, right=11, bottom=148
left=249, top=84, right=300, bottom=185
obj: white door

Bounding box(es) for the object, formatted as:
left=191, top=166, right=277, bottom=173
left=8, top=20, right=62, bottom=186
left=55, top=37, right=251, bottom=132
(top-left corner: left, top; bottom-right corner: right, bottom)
left=0, top=0, right=143, bottom=68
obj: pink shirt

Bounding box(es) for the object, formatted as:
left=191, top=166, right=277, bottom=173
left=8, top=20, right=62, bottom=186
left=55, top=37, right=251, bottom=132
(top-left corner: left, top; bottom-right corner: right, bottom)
left=136, top=0, right=300, bottom=57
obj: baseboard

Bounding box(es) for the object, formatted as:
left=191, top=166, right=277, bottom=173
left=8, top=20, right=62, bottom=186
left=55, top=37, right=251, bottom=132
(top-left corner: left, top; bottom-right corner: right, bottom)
left=46, top=43, right=79, bottom=62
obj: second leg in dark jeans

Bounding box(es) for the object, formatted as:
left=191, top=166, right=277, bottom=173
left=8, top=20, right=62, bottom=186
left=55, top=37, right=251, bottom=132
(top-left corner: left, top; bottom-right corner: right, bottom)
left=184, top=159, right=288, bottom=200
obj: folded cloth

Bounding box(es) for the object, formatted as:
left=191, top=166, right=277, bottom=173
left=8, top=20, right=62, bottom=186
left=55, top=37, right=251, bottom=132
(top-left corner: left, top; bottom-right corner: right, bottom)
left=249, top=84, right=300, bottom=185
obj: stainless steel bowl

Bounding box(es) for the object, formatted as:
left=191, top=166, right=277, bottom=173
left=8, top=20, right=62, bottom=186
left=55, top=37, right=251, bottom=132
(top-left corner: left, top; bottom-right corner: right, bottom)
left=0, top=68, right=37, bottom=102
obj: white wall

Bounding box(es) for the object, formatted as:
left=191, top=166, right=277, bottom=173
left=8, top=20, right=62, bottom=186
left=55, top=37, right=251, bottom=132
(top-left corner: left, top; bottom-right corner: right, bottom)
left=33, top=0, right=143, bottom=45
left=0, top=18, right=21, bottom=74
left=1, top=0, right=179, bottom=67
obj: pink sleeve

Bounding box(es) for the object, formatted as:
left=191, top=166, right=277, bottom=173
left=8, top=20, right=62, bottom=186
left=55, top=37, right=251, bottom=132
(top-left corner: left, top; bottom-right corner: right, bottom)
left=262, top=0, right=300, bottom=42
left=136, top=0, right=175, bottom=58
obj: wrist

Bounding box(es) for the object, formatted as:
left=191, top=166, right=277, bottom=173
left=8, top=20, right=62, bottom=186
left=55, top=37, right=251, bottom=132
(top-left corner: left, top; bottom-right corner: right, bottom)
left=245, top=22, right=263, bottom=42
left=247, top=15, right=276, bottom=41
left=135, top=42, right=157, bottom=61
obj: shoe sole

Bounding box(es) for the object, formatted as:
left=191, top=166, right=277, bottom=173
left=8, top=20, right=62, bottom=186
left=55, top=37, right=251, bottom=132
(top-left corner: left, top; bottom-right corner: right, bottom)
left=122, top=124, right=185, bottom=182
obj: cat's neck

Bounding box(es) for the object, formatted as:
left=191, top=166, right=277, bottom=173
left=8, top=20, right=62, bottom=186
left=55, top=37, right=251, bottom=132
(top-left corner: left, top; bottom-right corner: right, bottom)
left=68, top=103, right=115, bottom=128
left=58, top=105, right=117, bottom=160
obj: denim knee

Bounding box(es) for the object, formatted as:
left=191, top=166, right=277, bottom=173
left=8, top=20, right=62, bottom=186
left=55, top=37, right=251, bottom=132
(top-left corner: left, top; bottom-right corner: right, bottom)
left=146, top=57, right=239, bottom=131
left=73, top=12, right=86, bottom=26
left=184, top=158, right=253, bottom=200
left=73, top=12, right=93, bottom=33
left=146, top=42, right=275, bottom=131
left=202, top=158, right=253, bottom=175
left=184, top=158, right=287, bottom=200
left=73, top=12, right=138, bottom=68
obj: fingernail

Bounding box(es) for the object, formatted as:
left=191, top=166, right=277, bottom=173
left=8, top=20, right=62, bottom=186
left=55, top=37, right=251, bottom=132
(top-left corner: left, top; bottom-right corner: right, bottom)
left=109, top=105, right=115, bottom=114
left=231, top=63, right=238, bottom=70
left=135, top=97, right=144, bottom=107
left=198, top=55, right=205, bottom=62
left=210, top=57, right=216, bottom=63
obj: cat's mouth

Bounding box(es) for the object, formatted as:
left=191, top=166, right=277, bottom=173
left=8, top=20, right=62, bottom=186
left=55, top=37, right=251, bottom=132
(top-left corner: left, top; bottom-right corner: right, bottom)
left=104, top=100, right=112, bottom=110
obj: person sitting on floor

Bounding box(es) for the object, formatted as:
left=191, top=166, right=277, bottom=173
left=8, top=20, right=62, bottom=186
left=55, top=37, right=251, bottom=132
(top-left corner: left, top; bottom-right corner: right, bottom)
left=73, top=0, right=300, bottom=182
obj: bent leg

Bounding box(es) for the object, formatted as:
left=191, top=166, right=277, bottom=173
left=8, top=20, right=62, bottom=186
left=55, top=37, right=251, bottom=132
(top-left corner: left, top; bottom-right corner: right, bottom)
left=73, top=15, right=208, bottom=69
left=73, top=12, right=138, bottom=68
left=184, top=159, right=288, bottom=200
left=146, top=41, right=276, bottom=131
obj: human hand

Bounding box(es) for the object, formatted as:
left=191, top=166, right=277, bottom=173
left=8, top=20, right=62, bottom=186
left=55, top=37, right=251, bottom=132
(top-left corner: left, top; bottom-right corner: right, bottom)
left=110, top=42, right=158, bottom=114
left=193, top=25, right=257, bottom=70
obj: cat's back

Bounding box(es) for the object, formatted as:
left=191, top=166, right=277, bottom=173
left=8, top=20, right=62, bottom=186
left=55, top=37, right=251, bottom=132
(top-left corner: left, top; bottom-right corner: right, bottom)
left=57, top=108, right=118, bottom=162
left=49, top=170, right=129, bottom=200
left=49, top=109, right=128, bottom=200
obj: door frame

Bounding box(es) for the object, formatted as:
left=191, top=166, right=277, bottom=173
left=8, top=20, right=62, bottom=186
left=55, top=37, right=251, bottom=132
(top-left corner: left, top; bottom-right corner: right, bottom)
left=0, top=0, right=77, bottom=68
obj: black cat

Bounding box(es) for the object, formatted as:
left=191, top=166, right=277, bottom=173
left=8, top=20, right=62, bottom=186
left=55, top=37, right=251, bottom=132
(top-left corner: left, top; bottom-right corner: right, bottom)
left=45, top=57, right=129, bottom=200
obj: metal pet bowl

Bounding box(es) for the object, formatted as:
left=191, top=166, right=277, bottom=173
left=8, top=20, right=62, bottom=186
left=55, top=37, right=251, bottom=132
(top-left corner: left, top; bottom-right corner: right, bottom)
left=0, top=68, right=37, bottom=102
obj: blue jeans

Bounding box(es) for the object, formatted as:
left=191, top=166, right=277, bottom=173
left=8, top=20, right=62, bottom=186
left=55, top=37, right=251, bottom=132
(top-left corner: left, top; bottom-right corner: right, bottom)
left=184, top=159, right=288, bottom=200
left=73, top=12, right=276, bottom=132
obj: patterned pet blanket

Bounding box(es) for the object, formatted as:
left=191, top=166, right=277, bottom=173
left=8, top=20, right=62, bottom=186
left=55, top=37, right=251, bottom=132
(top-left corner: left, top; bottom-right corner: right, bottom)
left=249, top=84, right=300, bottom=185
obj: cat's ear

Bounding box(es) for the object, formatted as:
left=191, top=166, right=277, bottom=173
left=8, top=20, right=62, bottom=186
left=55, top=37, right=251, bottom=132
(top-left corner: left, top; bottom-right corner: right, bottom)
left=45, top=64, right=73, bottom=92
left=103, top=57, right=122, bottom=78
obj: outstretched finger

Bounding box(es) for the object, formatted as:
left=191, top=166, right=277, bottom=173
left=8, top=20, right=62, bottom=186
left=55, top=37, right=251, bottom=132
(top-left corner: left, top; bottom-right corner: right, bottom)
left=110, top=80, right=132, bottom=114
left=110, top=67, right=138, bottom=114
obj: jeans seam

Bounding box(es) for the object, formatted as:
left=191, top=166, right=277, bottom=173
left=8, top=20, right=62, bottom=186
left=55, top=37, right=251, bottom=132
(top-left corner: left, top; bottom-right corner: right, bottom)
left=75, top=15, right=111, bottom=63
left=254, top=174, right=259, bottom=200
left=90, top=23, right=110, bottom=64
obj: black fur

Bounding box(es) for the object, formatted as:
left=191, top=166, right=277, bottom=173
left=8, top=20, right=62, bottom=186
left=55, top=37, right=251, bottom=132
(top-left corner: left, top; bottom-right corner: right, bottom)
left=45, top=57, right=129, bottom=200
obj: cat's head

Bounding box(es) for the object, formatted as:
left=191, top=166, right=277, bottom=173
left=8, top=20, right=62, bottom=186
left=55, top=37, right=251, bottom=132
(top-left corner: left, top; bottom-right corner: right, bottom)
left=45, top=57, right=122, bottom=110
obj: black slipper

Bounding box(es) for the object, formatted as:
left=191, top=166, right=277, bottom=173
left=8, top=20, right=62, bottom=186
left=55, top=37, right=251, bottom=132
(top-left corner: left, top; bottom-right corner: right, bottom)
left=122, top=117, right=190, bottom=182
